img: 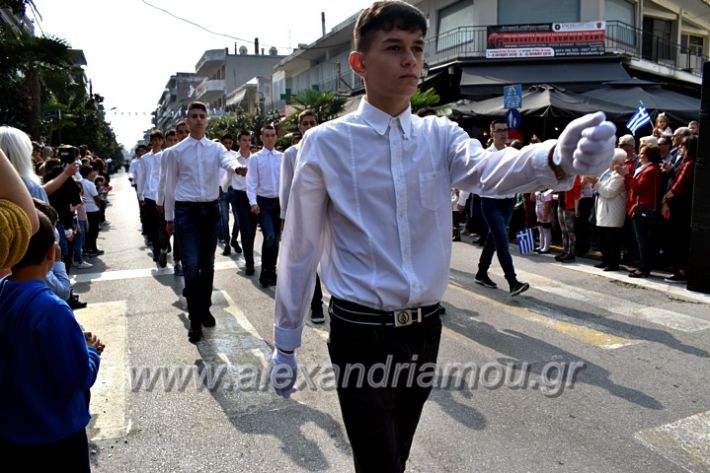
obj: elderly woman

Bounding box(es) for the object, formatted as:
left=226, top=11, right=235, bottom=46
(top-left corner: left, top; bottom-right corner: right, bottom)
left=594, top=149, right=628, bottom=271
left=662, top=135, right=696, bottom=283
left=620, top=143, right=663, bottom=278
left=0, top=127, right=49, bottom=203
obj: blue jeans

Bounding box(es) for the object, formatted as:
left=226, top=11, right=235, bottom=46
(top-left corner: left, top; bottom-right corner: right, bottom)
left=230, top=189, right=257, bottom=268
left=174, top=201, right=219, bottom=325
left=218, top=188, right=231, bottom=244
left=73, top=220, right=88, bottom=263
left=256, top=196, right=281, bottom=274
left=478, top=197, right=517, bottom=282
left=632, top=215, right=655, bottom=274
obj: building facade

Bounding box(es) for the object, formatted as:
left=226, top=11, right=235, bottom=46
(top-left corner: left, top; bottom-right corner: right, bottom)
left=195, top=46, right=285, bottom=114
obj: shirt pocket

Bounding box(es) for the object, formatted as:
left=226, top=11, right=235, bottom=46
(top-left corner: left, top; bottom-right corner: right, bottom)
left=419, top=171, right=448, bottom=211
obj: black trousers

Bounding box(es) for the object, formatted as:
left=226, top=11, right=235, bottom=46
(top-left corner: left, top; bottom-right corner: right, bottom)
left=85, top=211, right=101, bottom=252
left=598, top=226, right=622, bottom=269
left=327, top=304, right=442, bottom=473
left=144, top=198, right=168, bottom=258
left=0, top=428, right=90, bottom=472
left=311, top=274, right=323, bottom=311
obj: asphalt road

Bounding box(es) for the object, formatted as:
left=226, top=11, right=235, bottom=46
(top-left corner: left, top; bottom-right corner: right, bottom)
left=72, top=171, right=710, bottom=473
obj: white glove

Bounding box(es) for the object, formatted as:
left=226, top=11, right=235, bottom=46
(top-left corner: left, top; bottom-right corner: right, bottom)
left=269, top=348, right=297, bottom=398
left=556, top=111, right=617, bottom=177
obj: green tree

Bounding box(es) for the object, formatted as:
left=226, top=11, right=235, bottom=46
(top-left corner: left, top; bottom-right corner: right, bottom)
left=410, top=87, right=441, bottom=113
left=282, top=89, right=347, bottom=132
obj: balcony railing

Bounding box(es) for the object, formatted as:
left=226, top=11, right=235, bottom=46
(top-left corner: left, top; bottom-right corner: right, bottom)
left=195, top=79, right=225, bottom=101
left=424, top=22, right=707, bottom=76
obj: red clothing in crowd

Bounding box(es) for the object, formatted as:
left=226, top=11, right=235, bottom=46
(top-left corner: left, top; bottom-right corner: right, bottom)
left=561, top=176, right=582, bottom=210
left=625, top=163, right=662, bottom=216
left=670, top=159, right=695, bottom=198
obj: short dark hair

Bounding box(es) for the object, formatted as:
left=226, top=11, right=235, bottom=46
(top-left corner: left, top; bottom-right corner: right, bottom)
left=354, top=1, right=427, bottom=52
left=176, top=120, right=188, bottom=130
left=33, top=198, right=58, bottom=226
left=260, top=125, right=276, bottom=134
left=220, top=133, right=233, bottom=141
left=136, top=144, right=148, bottom=151
left=490, top=120, right=506, bottom=131
left=80, top=165, right=94, bottom=178
left=149, top=129, right=164, bottom=141
left=640, top=144, right=662, bottom=164
left=187, top=101, right=207, bottom=113
left=165, top=129, right=177, bottom=138
left=298, top=109, right=318, bottom=123
left=13, top=212, right=55, bottom=269
left=237, top=130, right=251, bottom=140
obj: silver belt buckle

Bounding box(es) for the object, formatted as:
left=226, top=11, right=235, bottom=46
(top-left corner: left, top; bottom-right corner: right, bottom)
left=394, top=308, right=422, bottom=328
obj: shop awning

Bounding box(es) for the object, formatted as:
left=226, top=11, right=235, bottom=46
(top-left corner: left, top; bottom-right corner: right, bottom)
left=460, top=61, right=631, bottom=96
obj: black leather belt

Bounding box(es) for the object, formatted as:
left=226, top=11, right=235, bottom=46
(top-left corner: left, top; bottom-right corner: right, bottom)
left=329, top=297, right=440, bottom=328
left=175, top=200, right=218, bottom=208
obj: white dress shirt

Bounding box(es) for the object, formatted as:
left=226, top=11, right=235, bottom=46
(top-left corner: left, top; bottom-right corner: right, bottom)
left=274, top=98, right=572, bottom=350
left=128, top=157, right=140, bottom=181
left=279, top=142, right=300, bottom=219
left=162, top=136, right=239, bottom=221
left=137, top=150, right=162, bottom=201
left=246, top=147, right=282, bottom=206
left=230, top=150, right=250, bottom=191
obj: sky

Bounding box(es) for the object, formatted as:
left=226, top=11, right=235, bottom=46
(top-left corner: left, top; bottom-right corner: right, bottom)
left=31, top=0, right=373, bottom=149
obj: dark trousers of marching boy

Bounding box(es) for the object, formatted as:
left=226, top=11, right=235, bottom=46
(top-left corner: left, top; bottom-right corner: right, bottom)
left=327, top=298, right=442, bottom=473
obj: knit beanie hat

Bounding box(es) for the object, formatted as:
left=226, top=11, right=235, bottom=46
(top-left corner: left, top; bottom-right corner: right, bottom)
left=0, top=199, right=31, bottom=269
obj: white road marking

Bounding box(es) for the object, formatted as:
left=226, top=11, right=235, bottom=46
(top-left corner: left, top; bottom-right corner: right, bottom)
left=74, top=301, right=129, bottom=441
left=509, top=269, right=710, bottom=333
left=635, top=410, right=710, bottom=473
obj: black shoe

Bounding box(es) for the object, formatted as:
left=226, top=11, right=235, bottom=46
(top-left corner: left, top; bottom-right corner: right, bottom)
left=231, top=240, right=242, bottom=254
left=202, top=311, right=216, bottom=328
left=554, top=253, right=568, bottom=261
left=310, top=308, right=326, bottom=324
left=222, top=245, right=231, bottom=256
left=158, top=249, right=168, bottom=268
left=188, top=328, right=202, bottom=343
left=270, top=273, right=277, bottom=285
left=474, top=273, right=497, bottom=289
left=259, top=273, right=272, bottom=288
left=664, top=273, right=686, bottom=283
left=245, top=266, right=255, bottom=276
left=509, top=281, right=530, bottom=297
left=67, top=296, right=87, bottom=309
left=558, top=254, right=576, bottom=263
left=594, top=262, right=607, bottom=269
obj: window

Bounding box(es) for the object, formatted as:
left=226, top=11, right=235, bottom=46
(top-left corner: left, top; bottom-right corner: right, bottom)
left=498, top=0, right=579, bottom=25
left=436, top=1, right=475, bottom=51
left=605, top=0, right=635, bottom=28
left=681, top=34, right=704, bottom=55
left=438, top=1, right=474, bottom=35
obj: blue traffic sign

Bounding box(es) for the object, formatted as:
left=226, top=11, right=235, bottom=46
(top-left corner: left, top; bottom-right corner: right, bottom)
left=503, top=84, right=523, bottom=109
left=505, top=108, right=522, bottom=130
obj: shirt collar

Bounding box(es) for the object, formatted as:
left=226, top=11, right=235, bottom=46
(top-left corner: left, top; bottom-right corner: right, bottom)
left=186, top=135, right=210, bottom=145
left=357, top=98, right=414, bottom=139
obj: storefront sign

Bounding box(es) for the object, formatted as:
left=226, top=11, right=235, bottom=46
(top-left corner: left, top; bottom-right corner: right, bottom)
left=486, top=22, right=606, bottom=58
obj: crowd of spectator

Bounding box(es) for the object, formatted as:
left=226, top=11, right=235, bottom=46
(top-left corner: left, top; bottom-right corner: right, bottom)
left=455, top=116, right=698, bottom=284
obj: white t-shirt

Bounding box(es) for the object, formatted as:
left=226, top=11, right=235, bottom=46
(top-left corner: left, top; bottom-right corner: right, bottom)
left=81, top=178, right=100, bottom=212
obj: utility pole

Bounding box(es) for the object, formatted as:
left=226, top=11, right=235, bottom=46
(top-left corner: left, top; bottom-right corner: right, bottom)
left=687, top=61, right=710, bottom=293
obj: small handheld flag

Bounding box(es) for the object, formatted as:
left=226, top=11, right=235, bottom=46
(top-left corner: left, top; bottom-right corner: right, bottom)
left=516, top=228, right=535, bottom=255
left=626, top=104, right=652, bottom=135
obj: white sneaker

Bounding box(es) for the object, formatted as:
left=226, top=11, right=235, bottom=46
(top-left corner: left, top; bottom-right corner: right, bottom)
left=74, top=261, right=93, bottom=269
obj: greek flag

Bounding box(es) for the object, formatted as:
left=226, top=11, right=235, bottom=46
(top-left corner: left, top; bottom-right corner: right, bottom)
left=516, top=228, right=535, bottom=256
left=626, top=104, right=652, bottom=135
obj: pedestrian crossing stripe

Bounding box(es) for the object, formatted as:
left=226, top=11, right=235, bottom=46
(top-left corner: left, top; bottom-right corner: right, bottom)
left=448, top=273, right=641, bottom=349
left=74, top=300, right=130, bottom=441
left=510, top=269, right=710, bottom=333
left=635, top=410, right=710, bottom=473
